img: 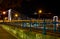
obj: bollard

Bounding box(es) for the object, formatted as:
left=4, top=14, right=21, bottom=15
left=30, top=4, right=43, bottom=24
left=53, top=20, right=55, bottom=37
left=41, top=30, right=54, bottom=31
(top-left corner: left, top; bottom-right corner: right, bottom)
left=53, top=21, right=56, bottom=32
left=30, top=22, right=31, bottom=31
left=53, top=16, right=58, bottom=32
left=42, top=19, right=46, bottom=35
left=22, top=22, right=26, bottom=28
left=33, top=22, right=38, bottom=29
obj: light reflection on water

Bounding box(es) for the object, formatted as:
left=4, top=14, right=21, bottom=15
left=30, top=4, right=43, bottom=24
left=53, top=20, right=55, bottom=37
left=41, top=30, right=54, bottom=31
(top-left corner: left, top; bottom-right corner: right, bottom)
left=2, top=25, right=60, bottom=39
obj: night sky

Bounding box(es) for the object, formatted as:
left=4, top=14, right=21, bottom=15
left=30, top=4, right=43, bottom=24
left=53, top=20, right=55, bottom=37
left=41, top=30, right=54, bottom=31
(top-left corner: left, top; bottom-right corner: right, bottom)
left=0, top=0, right=60, bottom=18
left=19, top=0, right=60, bottom=18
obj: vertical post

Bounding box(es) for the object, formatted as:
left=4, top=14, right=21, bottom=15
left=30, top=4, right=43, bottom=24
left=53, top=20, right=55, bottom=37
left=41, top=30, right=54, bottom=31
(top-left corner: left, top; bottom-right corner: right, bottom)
left=22, top=22, right=26, bottom=28
left=39, top=14, right=40, bottom=19
left=53, top=21, right=56, bottom=32
left=30, top=21, right=32, bottom=31
left=2, top=15, right=4, bottom=23
left=2, top=11, right=6, bottom=23
left=43, top=19, right=46, bottom=35
left=53, top=16, right=58, bottom=32
left=33, top=22, right=38, bottom=29
left=30, top=18, right=32, bottom=31
left=35, top=22, right=37, bottom=29
left=8, top=9, right=11, bottom=22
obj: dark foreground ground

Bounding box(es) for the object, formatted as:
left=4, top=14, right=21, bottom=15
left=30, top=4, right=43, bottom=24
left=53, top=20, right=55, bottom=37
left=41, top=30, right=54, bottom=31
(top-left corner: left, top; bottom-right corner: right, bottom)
left=0, top=25, right=17, bottom=39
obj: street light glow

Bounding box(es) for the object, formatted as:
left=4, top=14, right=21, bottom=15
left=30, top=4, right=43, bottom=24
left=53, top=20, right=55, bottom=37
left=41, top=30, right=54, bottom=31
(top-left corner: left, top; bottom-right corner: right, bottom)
left=38, top=10, right=42, bottom=14
left=3, top=11, right=6, bottom=15
left=15, top=14, right=18, bottom=17
left=38, top=10, right=42, bottom=19
left=4, top=17, right=8, bottom=20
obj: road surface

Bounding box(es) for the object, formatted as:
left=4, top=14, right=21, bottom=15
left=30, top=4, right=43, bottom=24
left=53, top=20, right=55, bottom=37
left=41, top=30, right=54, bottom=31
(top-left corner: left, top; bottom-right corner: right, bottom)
left=0, top=25, right=17, bottom=39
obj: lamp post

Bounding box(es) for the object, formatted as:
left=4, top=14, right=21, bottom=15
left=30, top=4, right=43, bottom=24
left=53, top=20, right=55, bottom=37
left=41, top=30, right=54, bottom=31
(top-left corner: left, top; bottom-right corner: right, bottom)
left=38, top=10, right=42, bottom=19
left=2, top=11, right=6, bottom=23
left=14, top=13, right=18, bottom=20
left=3, top=11, right=6, bottom=15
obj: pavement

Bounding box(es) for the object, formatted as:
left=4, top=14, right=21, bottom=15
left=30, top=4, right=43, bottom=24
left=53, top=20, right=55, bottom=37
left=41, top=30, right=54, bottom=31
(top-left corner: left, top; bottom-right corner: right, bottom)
left=0, top=25, right=17, bottom=39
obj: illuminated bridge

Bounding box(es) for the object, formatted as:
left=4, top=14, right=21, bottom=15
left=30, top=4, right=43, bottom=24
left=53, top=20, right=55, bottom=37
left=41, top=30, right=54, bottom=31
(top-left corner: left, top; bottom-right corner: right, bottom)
left=0, top=9, right=60, bottom=39
left=0, top=19, right=60, bottom=39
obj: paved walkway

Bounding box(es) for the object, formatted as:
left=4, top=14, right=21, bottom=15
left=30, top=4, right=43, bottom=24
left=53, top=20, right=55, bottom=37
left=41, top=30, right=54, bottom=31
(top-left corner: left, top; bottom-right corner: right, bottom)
left=0, top=25, right=17, bottom=39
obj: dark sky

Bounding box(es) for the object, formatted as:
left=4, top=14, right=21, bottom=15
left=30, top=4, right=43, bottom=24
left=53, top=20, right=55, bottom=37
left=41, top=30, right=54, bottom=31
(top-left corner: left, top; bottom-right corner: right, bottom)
left=18, top=0, right=60, bottom=18
left=0, top=0, right=60, bottom=18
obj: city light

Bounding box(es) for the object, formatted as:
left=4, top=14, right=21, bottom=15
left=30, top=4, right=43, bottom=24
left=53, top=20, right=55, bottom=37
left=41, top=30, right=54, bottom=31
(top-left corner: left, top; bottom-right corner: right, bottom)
left=15, top=14, right=18, bottom=17
left=4, top=17, right=8, bottom=20
left=3, top=11, right=6, bottom=15
left=38, top=10, right=42, bottom=19
left=38, top=10, right=42, bottom=14
left=34, top=12, right=37, bottom=15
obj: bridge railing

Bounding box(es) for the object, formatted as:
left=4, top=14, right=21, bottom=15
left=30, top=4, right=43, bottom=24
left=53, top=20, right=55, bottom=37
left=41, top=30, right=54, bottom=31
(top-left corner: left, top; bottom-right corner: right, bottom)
left=1, top=19, right=60, bottom=34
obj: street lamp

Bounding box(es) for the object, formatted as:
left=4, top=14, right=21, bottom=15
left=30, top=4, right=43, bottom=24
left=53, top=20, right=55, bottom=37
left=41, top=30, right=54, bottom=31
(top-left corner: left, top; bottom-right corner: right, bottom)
left=14, top=14, right=18, bottom=20
left=38, top=10, right=42, bottom=14
left=38, top=10, right=42, bottom=19
left=3, top=11, right=6, bottom=15
left=2, top=11, right=6, bottom=23
left=15, top=14, right=18, bottom=17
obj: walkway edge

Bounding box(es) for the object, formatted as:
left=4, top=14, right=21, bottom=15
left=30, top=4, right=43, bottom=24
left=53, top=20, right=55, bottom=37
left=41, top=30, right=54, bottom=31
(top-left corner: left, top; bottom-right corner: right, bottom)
left=1, top=25, right=19, bottom=39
